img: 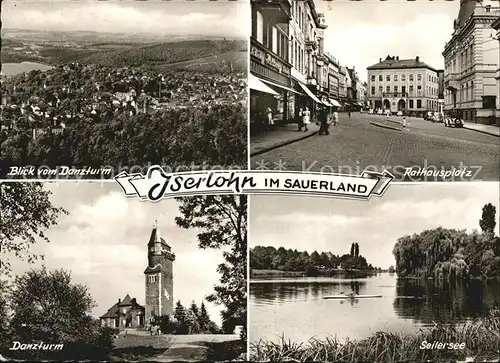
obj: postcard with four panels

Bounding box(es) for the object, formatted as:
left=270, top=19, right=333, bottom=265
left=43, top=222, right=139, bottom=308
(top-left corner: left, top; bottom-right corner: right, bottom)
left=0, top=0, right=499, bottom=362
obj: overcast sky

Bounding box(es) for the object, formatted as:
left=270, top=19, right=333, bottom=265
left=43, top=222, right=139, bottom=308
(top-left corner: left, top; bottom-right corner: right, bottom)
left=9, top=182, right=229, bottom=326
left=2, top=0, right=249, bottom=38
left=250, top=183, right=500, bottom=269
left=315, top=0, right=499, bottom=82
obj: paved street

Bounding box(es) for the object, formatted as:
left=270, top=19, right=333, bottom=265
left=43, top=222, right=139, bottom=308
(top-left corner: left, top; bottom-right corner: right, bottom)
left=250, top=113, right=500, bottom=181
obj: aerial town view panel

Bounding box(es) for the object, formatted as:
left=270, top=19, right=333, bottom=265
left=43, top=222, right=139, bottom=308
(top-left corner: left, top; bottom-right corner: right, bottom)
left=0, top=1, right=248, bottom=179
left=250, top=0, right=500, bottom=181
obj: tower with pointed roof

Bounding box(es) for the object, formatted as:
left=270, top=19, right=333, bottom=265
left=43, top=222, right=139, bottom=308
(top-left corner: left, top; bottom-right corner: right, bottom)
left=144, top=222, right=175, bottom=324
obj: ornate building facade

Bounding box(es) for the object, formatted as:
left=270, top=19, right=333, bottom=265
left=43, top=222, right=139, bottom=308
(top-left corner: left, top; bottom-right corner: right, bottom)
left=250, top=0, right=354, bottom=132
left=367, top=56, right=441, bottom=116
left=443, top=0, right=500, bottom=125
left=492, top=16, right=500, bottom=121
left=250, top=0, right=292, bottom=131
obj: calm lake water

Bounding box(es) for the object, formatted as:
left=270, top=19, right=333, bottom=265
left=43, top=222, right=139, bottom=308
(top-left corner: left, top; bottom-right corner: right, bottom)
left=249, top=273, right=500, bottom=343
left=1, top=62, right=53, bottom=76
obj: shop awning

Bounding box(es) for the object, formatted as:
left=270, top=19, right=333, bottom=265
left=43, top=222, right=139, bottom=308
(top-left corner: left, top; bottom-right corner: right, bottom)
left=249, top=74, right=279, bottom=95
left=322, top=99, right=333, bottom=107
left=357, top=101, right=364, bottom=106
left=261, top=79, right=303, bottom=95
left=298, top=82, right=322, bottom=103
left=329, top=99, right=341, bottom=107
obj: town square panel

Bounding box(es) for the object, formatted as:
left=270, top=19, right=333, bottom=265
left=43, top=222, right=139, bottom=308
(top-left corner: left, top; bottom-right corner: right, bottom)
left=250, top=0, right=500, bottom=181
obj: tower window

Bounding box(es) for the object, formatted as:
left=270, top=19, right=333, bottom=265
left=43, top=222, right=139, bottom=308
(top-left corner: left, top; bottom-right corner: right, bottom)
left=148, top=275, right=158, bottom=283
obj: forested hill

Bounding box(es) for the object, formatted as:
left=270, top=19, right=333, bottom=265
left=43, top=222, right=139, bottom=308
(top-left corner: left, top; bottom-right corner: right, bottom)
left=2, top=37, right=247, bottom=71
left=79, top=40, right=247, bottom=68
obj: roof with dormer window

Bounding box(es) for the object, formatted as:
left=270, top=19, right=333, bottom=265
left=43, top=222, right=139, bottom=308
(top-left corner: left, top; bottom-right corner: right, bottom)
left=99, top=295, right=144, bottom=319
left=367, top=56, right=436, bottom=72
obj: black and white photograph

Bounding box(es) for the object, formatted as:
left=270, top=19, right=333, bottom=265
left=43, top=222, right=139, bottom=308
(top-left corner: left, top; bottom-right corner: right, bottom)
left=249, top=183, right=500, bottom=362
left=250, top=0, right=500, bottom=181
left=0, top=0, right=249, bottom=179
left=0, top=183, right=247, bottom=362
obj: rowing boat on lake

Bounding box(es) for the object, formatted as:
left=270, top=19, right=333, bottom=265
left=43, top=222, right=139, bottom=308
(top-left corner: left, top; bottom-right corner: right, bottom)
left=323, top=294, right=382, bottom=299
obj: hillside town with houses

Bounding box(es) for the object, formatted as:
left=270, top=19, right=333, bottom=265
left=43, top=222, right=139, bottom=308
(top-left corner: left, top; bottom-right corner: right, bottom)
left=1, top=63, right=247, bottom=137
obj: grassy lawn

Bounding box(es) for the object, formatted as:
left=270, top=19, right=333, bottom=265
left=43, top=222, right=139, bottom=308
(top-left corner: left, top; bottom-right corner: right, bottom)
left=110, top=333, right=245, bottom=362
left=250, top=312, right=500, bottom=363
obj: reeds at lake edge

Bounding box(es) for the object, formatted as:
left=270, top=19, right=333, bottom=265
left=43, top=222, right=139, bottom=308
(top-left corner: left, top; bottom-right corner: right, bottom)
left=250, top=311, right=500, bottom=363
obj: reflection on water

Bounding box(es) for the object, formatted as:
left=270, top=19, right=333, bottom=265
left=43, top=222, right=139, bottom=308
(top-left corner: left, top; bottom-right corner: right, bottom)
left=393, top=278, right=500, bottom=324
left=251, top=278, right=366, bottom=305
left=250, top=274, right=500, bottom=343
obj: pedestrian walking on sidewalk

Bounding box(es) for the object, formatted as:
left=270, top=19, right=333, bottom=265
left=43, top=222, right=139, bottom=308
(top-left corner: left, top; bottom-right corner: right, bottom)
left=266, top=106, right=274, bottom=130
left=297, top=107, right=303, bottom=131
left=348, top=110, right=351, bottom=118
left=303, top=106, right=311, bottom=132
left=403, top=115, right=407, bottom=128
left=318, top=107, right=329, bottom=135
left=333, top=110, right=339, bottom=126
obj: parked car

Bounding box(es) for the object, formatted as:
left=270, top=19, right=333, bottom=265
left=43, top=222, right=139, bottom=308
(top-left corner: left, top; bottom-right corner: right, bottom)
left=397, top=110, right=403, bottom=116
left=423, top=111, right=434, bottom=121
left=444, top=115, right=464, bottom=128
left=434, top=112, right=444, bottom=123
left=376, top=109, right=383, bottom=115
left=368, top=109, right=374, bottom=114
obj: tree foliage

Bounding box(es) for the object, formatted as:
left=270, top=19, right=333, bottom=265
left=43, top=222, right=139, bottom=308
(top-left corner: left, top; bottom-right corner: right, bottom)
left=392, top=204, right=499, bottom=280
left=479, top=203, right=496, bottom=234
left=0, top=182, right=68, bottom=275
left=393, top=226, right=500, bottom=280
left=251, top=244, right=373, bottom=275
left=2, top=267, right=115, bottom=360
left=1, top=104, right=247, bottom=174
left=156, top=300, right=219, bottom=335
left=175, top=195, right=247, bottom=336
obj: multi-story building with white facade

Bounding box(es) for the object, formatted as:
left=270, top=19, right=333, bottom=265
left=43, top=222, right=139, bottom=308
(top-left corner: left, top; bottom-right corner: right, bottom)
left=326, top=53, right=339, bottom=99
left=367, top=55, right=440, bottom=115
left=492, top=16, right=500, bottom=121
left=325, top=52, right=341, bottom=107
left=443, top=0, right=500, bottom=125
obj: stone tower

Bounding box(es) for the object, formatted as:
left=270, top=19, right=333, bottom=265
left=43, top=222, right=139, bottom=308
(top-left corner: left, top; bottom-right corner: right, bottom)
left=144, top=223, right=175, bottom=324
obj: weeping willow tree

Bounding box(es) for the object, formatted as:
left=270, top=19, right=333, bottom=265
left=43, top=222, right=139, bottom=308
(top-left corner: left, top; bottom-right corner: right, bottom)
left=392, top=227, right=498, bottom=280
